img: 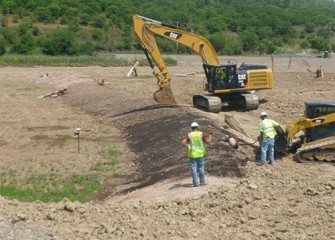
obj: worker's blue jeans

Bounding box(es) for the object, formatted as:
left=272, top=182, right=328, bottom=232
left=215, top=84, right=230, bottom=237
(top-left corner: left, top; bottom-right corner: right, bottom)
left=189, top=157, right=205, bottom=185
left=261, top=138, right=275, bottom=164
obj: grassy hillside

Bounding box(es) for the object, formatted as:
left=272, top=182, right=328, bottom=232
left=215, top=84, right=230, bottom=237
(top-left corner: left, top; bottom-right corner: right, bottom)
left=0, top=0, right=334, bottom=56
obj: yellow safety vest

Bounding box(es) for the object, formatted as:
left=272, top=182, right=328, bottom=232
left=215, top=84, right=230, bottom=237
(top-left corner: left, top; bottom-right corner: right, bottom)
left=259, top=119, right=278, bottom=139
left=188, top=131, right=206, bottom=158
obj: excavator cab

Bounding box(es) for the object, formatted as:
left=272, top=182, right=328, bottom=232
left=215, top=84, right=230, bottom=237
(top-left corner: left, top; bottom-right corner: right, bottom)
left=203, top=64, right=241, bottom=92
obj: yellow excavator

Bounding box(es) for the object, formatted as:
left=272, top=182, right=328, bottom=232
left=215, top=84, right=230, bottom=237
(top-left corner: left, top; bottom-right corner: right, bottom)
left=133, top=14, right=273, bottom=112
left=285, top=101, right=335, bottom=163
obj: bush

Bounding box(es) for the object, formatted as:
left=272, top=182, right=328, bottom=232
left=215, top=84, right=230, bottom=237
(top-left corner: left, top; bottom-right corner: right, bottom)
left=11, top=33, right=35, bottom=54
left=92, top=29, right=103, bottom=41
left=75, top=42, right=93, bottom=55
left=94, top=15, right=107, bottom=28
left=309, top=37, right=327, bottom=52
left=240, top=31, right=259, bottom=52
left=36, top=7, right=51, bottom=23
left=208, top=32, right=226, bottom=54
left=32, top=26, right=40, bottom=36
left=18, top=22, right=30, bottom=36
left=80, top=13, right=91, bottom=25
left=41, top=29, right=77, bottom=55
left=300, top=40, right=310, bottom=50
left=0, top=35, right=6, bottom=55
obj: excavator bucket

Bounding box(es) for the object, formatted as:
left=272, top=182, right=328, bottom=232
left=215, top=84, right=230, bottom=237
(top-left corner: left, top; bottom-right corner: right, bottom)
left=153, top=86, right=177, bottom=105
left=274, top=125, right=287, bottom=153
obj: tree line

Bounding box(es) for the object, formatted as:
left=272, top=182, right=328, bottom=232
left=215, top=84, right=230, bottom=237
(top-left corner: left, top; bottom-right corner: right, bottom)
left=0, top=0, right=334, bottom=56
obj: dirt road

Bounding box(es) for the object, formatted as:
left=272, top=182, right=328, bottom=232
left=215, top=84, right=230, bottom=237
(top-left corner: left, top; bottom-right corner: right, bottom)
left=0, top=55, right=334, bottom=239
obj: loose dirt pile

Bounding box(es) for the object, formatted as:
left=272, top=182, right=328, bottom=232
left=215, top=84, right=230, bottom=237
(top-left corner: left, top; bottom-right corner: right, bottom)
left=0, top=161, right=334, bottom=239
left=0, top=55, right=334, bottom=239
left=61, top=82, right=249, bottom=196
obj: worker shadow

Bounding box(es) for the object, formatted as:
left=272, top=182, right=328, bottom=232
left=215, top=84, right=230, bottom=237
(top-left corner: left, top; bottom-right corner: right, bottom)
left=169, top=183, right=194, bottom=189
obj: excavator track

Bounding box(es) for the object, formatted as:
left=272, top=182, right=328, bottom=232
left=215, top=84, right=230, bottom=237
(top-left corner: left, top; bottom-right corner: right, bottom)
left=226, top=93, right=259, bottom=111
left=240, top=93, right=259, bottom=111
left=295, top=139, right=335, bottom=164
left=193, top=94, right=222, bottom=113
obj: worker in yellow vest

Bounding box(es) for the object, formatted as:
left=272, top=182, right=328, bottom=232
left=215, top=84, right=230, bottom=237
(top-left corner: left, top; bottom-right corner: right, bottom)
left=182, top=122, right=212, bottom=187
left=258, top=112, right=279, bottom=165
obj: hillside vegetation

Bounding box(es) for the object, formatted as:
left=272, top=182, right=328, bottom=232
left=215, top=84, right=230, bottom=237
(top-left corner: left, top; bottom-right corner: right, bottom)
left=0, top=0, right=334, bottom=56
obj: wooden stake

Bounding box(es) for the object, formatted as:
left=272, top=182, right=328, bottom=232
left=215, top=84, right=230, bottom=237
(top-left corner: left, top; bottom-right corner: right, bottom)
left=126, top=61, right=139, bottom=77
left=224, top=114, right=251, bottom=139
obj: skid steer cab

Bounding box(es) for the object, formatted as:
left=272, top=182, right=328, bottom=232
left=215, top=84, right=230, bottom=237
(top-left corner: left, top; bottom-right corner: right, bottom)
left=285, top=101, right=335, bottom=163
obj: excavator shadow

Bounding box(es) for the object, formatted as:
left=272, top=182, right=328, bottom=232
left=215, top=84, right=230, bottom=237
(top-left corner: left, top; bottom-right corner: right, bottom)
left=192, top=104, right=244, bottom=113
left=110, top=104, right=193, bottom=118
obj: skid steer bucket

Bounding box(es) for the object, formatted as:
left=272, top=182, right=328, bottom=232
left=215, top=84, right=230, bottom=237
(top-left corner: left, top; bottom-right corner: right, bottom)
left=274, top=125, right=287, bottom=153
left=153, top=86, right=177, bottom=105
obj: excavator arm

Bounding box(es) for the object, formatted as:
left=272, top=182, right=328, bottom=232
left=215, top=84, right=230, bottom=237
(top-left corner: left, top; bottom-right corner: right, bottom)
left=133, top=14, right=220, bottom=104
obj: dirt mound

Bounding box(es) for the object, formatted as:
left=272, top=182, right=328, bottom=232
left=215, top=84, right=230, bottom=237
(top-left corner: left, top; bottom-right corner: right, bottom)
left=0, top=161, right=334, bottom=240
left=61, top=82, right=249, bottom=197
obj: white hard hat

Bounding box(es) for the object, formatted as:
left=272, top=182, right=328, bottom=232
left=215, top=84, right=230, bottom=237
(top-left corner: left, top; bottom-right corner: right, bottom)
left=260, top=111, right=268, bottom=116
left=191, top=122, right=199, bottom=128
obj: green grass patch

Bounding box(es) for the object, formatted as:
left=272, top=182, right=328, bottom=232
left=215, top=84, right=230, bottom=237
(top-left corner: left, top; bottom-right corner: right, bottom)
left=9, top=169, right=17, bottom=177
left=0, top=54, right=178, bottom=67
left=0, top=174, right=101, bottom=202
left=105, top=147, right=121, bottom=159
left=52, top=134, right=73, bottom=147
left=92, top=146, right=121, bottom=172
left=136, top=57, right=177, bottom=66
left=0, top=54, right=131, bottom=67
left=138, top=75, right=155, bottom=79
left=99, top=128, right=111, bottom=135
left=30, top=134, right=72, bottom=148
left=91, top=161, right=104, bottom=172
left=164, top=56, right=178, bottom=65
left=0, top=146, right=123, bottom=202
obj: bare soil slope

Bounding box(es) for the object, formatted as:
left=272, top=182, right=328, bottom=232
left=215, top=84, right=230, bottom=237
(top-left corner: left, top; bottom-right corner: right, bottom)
left=0, top=55, right=334, bottom=239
